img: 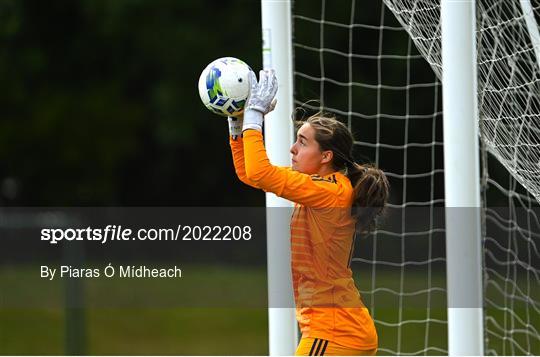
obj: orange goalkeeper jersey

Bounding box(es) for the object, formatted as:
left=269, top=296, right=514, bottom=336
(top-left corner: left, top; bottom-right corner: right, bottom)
left=229, top=130, right=378, bottom=350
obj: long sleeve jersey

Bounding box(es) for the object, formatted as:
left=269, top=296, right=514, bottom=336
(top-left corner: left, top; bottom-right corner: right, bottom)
left=229, top=130, right=378, bottom=350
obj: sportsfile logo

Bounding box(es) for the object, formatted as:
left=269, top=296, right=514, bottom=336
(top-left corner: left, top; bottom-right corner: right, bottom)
left=41, top=225, right=140, bottom=244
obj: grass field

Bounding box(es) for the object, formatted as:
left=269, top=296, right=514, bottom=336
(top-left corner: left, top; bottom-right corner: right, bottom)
left=0, top=307, right=268, bottom=355
left=0, top=265, right=538, bottom=355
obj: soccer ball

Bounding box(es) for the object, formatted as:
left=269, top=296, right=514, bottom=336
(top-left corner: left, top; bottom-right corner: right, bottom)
left=198, top=57, right=252, bottom=117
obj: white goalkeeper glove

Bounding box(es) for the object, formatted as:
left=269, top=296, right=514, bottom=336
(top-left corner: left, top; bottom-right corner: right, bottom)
left=243, top=69, right=278, bottom=132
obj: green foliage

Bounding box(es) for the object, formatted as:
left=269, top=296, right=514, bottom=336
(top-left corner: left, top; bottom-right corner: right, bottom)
left=0, top=0, right=263, bottom=205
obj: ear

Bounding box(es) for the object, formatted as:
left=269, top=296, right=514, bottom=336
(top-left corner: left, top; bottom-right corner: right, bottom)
left=321, top=150, right=333, bottom=165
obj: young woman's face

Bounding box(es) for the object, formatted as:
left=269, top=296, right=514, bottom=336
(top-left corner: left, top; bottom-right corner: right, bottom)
left=290, top=123, right=331, bottom=174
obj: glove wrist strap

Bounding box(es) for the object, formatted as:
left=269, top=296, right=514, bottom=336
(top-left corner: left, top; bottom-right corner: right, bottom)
left=242, top=109, right=264, bottom=132
left=228, top=116, right=243, bottom=139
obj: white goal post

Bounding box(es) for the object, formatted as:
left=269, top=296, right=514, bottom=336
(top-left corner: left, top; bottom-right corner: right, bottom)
left=441, top=0, right=484, bottom=355
left=520, top=0, right=540, bottom=72
left=260, top=0, right=298, bottom=355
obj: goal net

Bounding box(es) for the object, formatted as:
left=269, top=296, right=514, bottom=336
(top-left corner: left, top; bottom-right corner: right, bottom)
left=292, top=0, right=540, bottom=354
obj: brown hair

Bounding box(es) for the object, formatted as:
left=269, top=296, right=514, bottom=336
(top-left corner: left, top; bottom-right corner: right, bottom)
left=295, top=112, right=390, bottom=233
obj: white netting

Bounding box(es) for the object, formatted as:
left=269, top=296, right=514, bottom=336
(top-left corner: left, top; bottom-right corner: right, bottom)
left=384, top=0, right=540, bottom=204
left=383, top=1, right=540, bottom=354
left=481, top=152, right=540, bottom=355
left=292, top=0, right=540, bottom=355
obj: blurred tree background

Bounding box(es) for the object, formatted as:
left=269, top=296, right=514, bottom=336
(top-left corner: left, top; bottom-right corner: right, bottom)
left=0, top=0, right=263, bottom=206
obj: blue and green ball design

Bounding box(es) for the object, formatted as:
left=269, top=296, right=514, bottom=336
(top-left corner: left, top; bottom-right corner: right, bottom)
left=198, top=57, right=251, bottom=117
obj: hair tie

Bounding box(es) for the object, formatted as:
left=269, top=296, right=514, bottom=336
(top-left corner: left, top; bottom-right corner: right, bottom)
left=344, top=155, right=357, bottom=168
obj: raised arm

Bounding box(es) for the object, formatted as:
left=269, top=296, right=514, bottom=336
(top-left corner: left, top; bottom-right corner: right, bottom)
left=229, top=133, right=260, bottom=189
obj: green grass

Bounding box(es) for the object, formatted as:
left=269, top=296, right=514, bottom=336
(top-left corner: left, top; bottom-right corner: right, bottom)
left=1, top=265, right=539, bottom=355
left=0, top=308, right=268, bottom=355
left=1, top=264, right=269, bottom=355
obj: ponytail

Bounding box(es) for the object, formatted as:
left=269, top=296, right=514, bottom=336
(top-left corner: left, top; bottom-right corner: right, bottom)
left=346, top=161, right=389, bottom=234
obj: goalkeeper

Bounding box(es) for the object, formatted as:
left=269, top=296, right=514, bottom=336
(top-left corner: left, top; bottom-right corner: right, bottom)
left=228, top=69, right=389, bottom=356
